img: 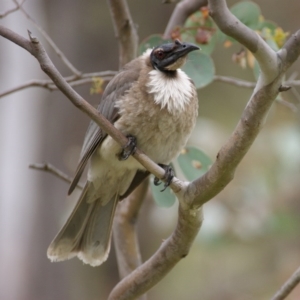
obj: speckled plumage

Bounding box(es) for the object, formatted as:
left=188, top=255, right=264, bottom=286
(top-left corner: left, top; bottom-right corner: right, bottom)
left=47, top=43, right=199, bottom=266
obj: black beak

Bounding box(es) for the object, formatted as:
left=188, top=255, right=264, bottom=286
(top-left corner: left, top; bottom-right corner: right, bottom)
left=171, top=40, right=200, bottom=59
left=150, top=39, right=200, bottom=71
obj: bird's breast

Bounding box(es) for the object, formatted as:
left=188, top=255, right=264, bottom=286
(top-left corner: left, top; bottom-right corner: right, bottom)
left=114, top=75, right=198, bottom=165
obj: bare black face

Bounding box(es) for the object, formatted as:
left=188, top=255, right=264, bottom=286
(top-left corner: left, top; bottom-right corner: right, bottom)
left=150, top=39, right=199, bottom=72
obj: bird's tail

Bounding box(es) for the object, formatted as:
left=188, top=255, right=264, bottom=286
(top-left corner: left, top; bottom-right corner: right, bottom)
left=47, top=181, right=118, bottom=266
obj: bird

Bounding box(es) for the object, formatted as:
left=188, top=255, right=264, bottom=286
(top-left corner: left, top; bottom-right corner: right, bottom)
left=47, top=39, right=199, bottom=266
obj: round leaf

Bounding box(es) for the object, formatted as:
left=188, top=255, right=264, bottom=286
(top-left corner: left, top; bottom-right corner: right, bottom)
left=182, top=11, right=218, bottom=55
left=258, top=20, right=277, bottom=33
left=150, top=177, right=176, bottom=207
left=177, top=146, right=212, bottom=181
left=139, top=34, right=169, bottom=55
left=230, top=1, right=261, bottom=30
left=182, top=51, right=215, bottom=89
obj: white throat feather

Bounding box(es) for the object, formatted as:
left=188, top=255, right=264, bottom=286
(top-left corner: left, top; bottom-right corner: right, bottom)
left=146, top=68, right=193, bottom=114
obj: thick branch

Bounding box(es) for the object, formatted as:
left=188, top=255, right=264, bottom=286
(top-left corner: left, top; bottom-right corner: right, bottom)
left=109, top=205, right=203, bottom=300
left=113, top=180, right=149, bottom=279
left=190, top=78, right=282, bottom=206
left=186, top=0, right=300, bottom=207
left=279, top=30, right=300, bottom=72
left=107, top=0, right=138, bottom=67
left=209, top=0, right=278, bottom=83
left=163, top=0, right=207, bottom=39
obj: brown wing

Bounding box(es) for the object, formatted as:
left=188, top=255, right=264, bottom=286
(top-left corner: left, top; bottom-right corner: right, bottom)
left=68, top=59, right=143, bottom=195
left=119, top=170, right=150, bottom=200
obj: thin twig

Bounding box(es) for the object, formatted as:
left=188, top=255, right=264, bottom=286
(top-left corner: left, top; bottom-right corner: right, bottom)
left=0, top=0, right=26, bottom=18
left=0, top=71, right=116, bottom=98
left=214, top=75, right=300, bottom=89
left=276, top=98, right=298, bottom=112
left=286, top=79, right=300, bottom=86
left=214, top=75, right=298, bottom=111
left=214, top=75, right=256, bottom=88
left=13, top=0, right=81, bottom=76
left=271, top=266, right=300, bottom=300
left=29, top=163, right=84, bottom=190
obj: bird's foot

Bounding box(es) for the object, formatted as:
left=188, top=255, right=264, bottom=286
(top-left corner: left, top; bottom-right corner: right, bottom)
left=118, top=135, right=137, bottom=161
left=154, top=164, right=174, bottom=192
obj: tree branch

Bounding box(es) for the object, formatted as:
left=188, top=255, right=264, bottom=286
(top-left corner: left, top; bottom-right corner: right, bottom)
left=214, top=75, right=256, bottom=88
left=107, top=0, right=138, bottom=67
left=108, top=205, right=203, bottom=300
left=279, top=30, right=300, bottom=72
left=0, top=25, right=34, bottom=54
left=0, top=0, right=25, bottom=18
left=13, top=0, right=81, bottom=76
left=211, top=2, right=279, bottom=86
left=29, top=163, right=84, bottom=190
left=113, top=179, right=149, bottom=280
left=271, top=266, right=300, bottom=300
left=186, top=0, right=294, bottom=207
left=0, top=71, right=116, bottom=98
left=163, top=0, right=207, bottom=39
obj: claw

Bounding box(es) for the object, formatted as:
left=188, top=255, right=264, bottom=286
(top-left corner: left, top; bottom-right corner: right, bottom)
left=153, top=176, right=162, bottom=186
left=154, top=164, right=174, bottom=192
left=118, top=135, right=137, bottom=161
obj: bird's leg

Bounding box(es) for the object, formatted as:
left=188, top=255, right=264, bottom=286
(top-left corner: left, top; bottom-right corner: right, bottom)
left=154, top=164, right=174, bottom=192
left=118, top=134, right=137, bottom=161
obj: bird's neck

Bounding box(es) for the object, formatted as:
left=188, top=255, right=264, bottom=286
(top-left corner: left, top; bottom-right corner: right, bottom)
left=146, top=68, right=193, bottom=115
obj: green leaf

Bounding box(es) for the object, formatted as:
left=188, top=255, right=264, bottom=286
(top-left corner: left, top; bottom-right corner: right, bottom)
left=150, top=177, right=176, bottom=207
left=138, top=34, right=169, bottom=55
left=181, top=11, right=218, bottom=55
left=260, top=27, right=279, bottom=51
left=182, top=51, right=215, bottom=89
left=177, top=146, right=212, bottom=181
left=230, top=1, right=261, bottom=30
left=258, top=20, right=277, bottom=33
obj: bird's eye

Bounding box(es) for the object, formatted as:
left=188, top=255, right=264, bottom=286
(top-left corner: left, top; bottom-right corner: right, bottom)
left=155, top=50, right=165, bottom=60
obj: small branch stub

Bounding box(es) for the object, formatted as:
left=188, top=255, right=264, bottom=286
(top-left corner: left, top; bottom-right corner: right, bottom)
left=27, top=30, right=39, bottom=44
left=278, top=84, right=291, bottom=92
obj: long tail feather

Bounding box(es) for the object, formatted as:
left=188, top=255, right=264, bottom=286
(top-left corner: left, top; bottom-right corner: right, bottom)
left=47, top=182, right=118, bottom=266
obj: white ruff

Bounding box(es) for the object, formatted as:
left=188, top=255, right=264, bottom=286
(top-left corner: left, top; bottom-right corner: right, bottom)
left=147, top=68, right=193, bottom=114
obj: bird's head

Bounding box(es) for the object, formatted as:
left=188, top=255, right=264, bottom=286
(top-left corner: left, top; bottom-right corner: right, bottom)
left=150, top=39, right=199, bottom=72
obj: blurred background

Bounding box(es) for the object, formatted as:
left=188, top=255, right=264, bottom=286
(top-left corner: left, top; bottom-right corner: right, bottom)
left=0, top=0, right=300, bottom=299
